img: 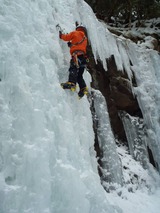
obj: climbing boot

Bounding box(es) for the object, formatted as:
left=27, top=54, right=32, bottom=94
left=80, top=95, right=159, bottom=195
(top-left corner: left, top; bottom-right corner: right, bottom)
left=61, top=82, right=76, bottom=91
left=78, top=87, right=88, bottom=98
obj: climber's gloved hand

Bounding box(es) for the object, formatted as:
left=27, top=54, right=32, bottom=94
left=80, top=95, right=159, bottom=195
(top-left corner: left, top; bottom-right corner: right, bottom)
left=67, top=42, right=72, bottom=47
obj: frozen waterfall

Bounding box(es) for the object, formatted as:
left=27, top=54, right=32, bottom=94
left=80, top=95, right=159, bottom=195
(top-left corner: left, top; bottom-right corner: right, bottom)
left=0, top=0, right=160, bottom=213
left=0, top=0, right=122, bottom=212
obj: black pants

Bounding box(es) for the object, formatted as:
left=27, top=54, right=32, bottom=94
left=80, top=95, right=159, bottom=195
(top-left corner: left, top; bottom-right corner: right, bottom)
left=68, top=55, right=87, bottom=90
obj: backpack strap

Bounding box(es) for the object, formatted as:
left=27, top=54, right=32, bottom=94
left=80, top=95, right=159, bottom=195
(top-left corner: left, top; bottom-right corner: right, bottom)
left=72, top=36, right=87, bottom=46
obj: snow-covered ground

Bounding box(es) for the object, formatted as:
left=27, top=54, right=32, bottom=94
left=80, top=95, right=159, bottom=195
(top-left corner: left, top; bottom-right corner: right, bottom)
left=0, top=0, right=160, bottom=212
left=110, top=145, right=160, bottom=213
left=108, top=184, right=160, bottom=213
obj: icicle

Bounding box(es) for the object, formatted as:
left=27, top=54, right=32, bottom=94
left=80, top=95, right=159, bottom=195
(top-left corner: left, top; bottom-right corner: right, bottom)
left=92, top=89, right=123, bottom=189
left=120, top=112, right=149, bottom=169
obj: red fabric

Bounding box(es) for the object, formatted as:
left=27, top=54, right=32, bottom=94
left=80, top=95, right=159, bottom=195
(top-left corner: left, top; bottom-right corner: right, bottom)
left=60, top=30, right=87, bottom=55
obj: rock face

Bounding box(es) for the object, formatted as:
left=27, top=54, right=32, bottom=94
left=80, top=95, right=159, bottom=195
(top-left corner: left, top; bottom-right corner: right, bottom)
left=84, top=1, right=160, bottom=174
left=84, top=0, right=160, bottom=187
left=87, top=51, right=142, bottom=142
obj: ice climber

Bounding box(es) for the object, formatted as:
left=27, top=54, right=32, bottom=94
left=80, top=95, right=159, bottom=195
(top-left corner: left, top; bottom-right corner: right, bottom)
left=59, top=24, right=89, bottom=98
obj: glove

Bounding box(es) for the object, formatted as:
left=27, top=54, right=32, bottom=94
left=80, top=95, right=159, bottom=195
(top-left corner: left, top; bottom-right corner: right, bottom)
left=67, top=42, right=72, bottom=47
left=59, top=31, right=62, bottom=38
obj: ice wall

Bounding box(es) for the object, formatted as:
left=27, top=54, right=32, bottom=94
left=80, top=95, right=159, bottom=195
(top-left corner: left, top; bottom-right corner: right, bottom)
left=0, top=0, right=122, bottom=213
left=128, top=44, right=160, bottom=172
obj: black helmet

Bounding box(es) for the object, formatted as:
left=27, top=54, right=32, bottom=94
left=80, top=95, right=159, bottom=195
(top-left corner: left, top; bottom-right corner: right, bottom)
left=76, top=25, right=84, bottom=30
left=76, top=25, right=87, bottom=36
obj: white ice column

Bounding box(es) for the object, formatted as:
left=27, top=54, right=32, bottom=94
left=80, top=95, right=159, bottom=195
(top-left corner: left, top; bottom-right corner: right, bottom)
left=93, top=90, right=123, bottom=188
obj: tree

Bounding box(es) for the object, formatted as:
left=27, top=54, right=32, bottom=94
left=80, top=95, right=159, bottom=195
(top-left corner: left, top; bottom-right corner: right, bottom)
left=85, top=0, right=160, bottom=26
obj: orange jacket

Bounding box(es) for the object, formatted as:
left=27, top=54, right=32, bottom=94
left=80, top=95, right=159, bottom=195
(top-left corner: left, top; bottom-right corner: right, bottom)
left=60, top=30, right=87, bottom=55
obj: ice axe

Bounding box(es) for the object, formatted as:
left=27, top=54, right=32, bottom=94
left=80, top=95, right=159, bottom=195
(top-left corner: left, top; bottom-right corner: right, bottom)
left=56, top=24, right=62, bottom=31
left=56, top=24, right=65, bottom=33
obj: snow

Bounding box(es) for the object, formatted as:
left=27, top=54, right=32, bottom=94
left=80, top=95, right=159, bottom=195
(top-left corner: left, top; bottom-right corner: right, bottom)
left=108, top=188, right=160, bottom=213
left=108, top=145, right=160, bottom=213
left=0, top=0, right=160, bottom=213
